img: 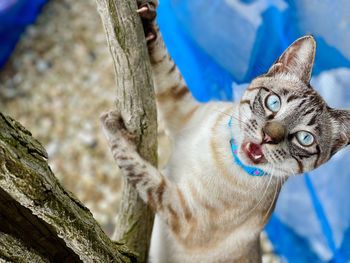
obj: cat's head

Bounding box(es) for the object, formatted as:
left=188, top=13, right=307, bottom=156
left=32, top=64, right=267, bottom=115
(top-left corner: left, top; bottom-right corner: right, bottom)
left=236, top=36, right=350, bottom=177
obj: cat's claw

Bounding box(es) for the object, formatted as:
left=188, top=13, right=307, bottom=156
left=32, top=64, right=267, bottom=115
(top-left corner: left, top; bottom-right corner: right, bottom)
left=136, top=6, right=149, bottom=14
left=145, top=32, right=156, bottom=41
left=137, top=0, right=158, bottom=42
left=137, top=0, right=157, bottom=20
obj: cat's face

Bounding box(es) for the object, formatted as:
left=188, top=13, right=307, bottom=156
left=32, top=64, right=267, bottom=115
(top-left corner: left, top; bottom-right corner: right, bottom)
left=235, top=36, right=350, bottom=177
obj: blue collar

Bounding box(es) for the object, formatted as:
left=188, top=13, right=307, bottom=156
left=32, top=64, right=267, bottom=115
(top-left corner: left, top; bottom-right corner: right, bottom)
left=228, top=118, right=269, bottom=177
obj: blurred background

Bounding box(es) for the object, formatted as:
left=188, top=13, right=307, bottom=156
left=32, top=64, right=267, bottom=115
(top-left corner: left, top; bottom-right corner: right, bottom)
left=1, top=0, right=350, bottom=262
left=0, top=0, right=121, bottom=237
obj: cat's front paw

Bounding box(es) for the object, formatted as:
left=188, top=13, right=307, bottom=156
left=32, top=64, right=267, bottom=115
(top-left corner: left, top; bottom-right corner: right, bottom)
left=136, top=0, right=159, bottom=41
left=100, top=110, right=137, bottom=148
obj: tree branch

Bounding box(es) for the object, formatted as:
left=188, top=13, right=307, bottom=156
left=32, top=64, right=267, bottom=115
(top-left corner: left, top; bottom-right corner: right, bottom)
left=0, top=112, right=136, bottom=262
left=95, top=0, right=157, bottom=262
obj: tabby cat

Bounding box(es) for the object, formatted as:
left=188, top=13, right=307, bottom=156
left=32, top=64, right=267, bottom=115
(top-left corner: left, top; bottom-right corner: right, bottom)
left=100, top=1, right=350, bottom=262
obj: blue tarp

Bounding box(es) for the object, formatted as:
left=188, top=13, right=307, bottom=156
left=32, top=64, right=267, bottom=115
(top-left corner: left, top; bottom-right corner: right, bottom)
left=0, top=0, right=48, bottom=68
left=157, top=0, right=350, bottom=262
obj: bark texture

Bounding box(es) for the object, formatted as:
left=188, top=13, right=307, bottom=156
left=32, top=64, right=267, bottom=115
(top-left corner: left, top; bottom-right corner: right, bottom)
left=0, top=112, right=136, bottom=262
left=95, top=0, right=157, bottom=262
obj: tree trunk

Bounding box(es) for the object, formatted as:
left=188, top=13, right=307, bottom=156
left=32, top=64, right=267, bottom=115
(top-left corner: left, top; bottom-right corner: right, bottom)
left=0, top=112, right=136, bottom=262
left=95, top=0, right=157, bottom=262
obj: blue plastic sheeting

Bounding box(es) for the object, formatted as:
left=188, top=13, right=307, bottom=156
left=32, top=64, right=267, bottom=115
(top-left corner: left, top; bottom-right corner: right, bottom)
left=0, top=0, right=48, bottom=68
left=157, top=0, right=350, bottom=262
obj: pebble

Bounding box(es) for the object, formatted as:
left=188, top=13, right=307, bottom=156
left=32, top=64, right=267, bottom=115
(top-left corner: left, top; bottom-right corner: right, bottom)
left=46, top=140, right=59, bottom=158
left=78, top=131, right=97, bottom=148
left=1, top=87, right=17, bottom=99
left=35, top=59, right=51, bottom=72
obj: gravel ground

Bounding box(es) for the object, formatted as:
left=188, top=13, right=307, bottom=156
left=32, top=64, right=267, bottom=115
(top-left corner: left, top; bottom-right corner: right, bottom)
left=1, top=0, right=119, bottom=235
left=0, top=0, right=279, bottom=261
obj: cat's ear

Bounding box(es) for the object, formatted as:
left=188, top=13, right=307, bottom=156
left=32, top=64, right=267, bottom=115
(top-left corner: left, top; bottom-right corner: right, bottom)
left=329, top=109, right=350, bottom=156
left=266, top=35, right=316, bottom=84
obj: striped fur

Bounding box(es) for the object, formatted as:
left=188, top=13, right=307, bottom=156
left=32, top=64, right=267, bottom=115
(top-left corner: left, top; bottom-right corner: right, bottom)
left=101, top=5, right=350, bottom=263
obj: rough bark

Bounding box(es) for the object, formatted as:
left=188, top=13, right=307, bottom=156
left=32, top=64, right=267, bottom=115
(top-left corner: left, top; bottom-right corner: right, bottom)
left=0, top=112, right=137, bottom=263
left=95, top=0, right=157, bottom=262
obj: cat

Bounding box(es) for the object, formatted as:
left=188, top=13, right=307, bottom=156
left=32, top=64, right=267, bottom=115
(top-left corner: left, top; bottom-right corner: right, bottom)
left=100, top=0, right=350, bottom=262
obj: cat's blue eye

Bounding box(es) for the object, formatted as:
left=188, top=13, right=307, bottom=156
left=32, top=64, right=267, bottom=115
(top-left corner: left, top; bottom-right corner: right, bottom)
left=265, top=94, right=281, bottom=112
left=296, top=131, right=314, bottom=146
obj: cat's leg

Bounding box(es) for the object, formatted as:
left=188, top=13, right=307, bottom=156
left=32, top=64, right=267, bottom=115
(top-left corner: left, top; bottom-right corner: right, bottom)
left=137, top=0, right=201, bottom=135
left=101, top=110, right=195, bottom=233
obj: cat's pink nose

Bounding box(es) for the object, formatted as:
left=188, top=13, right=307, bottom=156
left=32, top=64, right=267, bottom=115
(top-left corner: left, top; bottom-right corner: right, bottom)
left=262, top=121, right=286, bottom=144
left=263, top=132, right=273, bottom=143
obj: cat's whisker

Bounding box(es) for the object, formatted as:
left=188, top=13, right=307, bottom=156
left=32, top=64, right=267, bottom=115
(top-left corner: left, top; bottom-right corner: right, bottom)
left=222, top=111, right=250, bottom=128
left=177, top=120, right=236, bottom=134
left=213, top=109, right=231, bottom=117
left=231, top=114, right=249, bottom=126
left=262, top=174, right=280, bottom=222
left=238, top=107, right=266, bottom=133
left=253, top=176, right=265, bottom=189
left=240, top=105, right=265, bottom=124
left=239, top=107, right=252, bottom=120
left=243, top=176, right=265, bottom=196
left=240, top=174, right=273, bottom=222
left=238, top=109, right=252, bottom=125
left=239, top=104, right=263, bottom=123
left=211, top=108, right=250, bottom=130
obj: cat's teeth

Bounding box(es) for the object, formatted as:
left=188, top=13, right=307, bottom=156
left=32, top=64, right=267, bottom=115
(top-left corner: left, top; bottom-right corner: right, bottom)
left=253, top=154, right=262, bottom=159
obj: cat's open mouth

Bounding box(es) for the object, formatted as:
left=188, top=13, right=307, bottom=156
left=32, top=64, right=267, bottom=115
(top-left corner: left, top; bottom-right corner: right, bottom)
left=242, top=142, right=265, bottom=164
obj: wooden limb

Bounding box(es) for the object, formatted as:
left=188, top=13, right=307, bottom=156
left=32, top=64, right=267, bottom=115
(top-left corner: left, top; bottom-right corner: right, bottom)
left=95, top=0, right=158, bottom=262
left=0, top=112, right=136, bottom=262
left=0, top=231, right=50, bottom=263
